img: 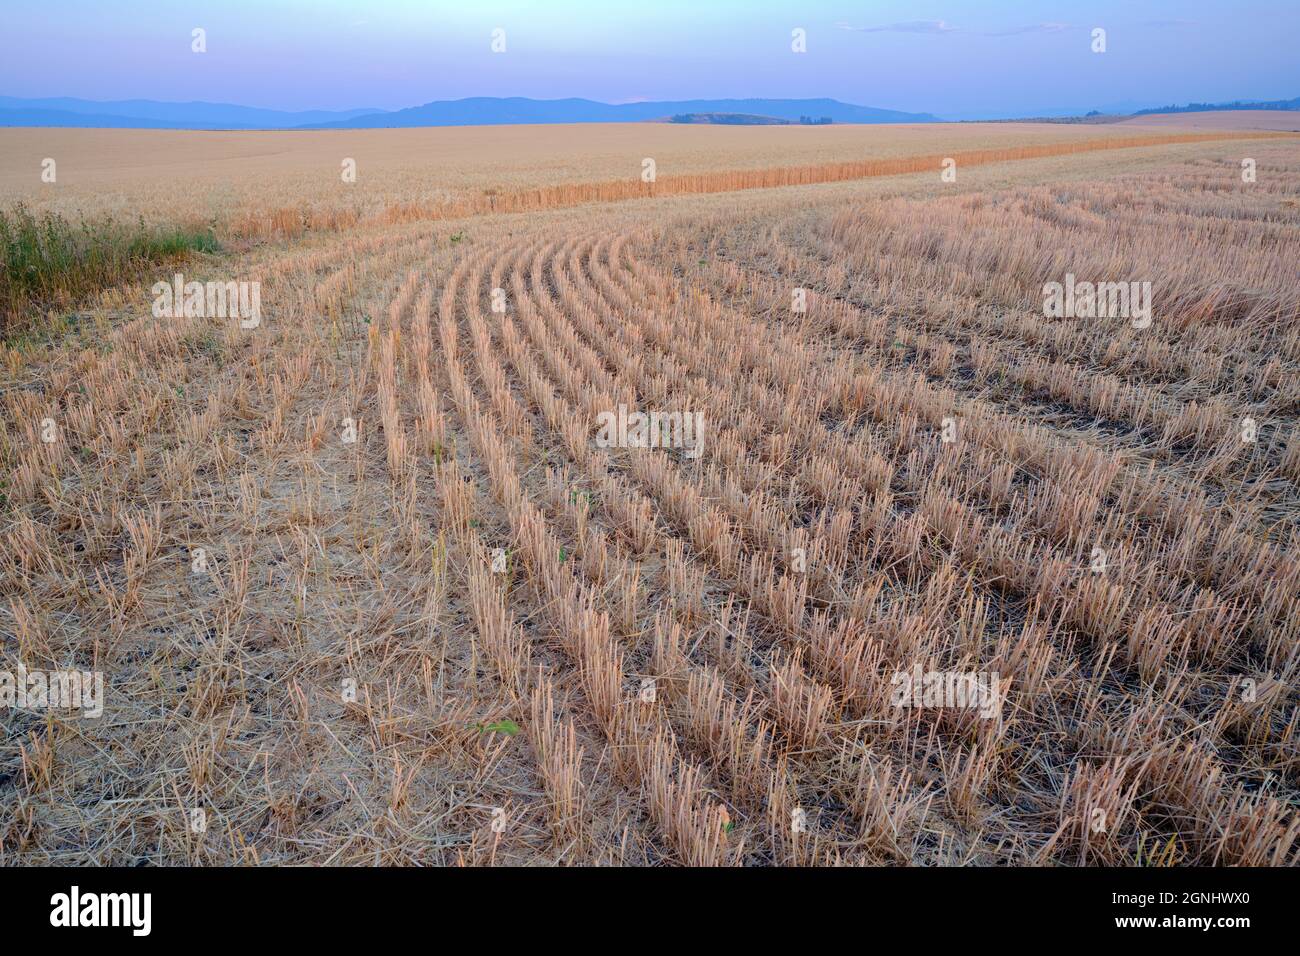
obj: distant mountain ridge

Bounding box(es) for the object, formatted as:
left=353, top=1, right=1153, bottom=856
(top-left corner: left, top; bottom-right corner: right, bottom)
left=300, top=97, right=937, bottom=128
left=0, top=107, right=198, bottom=129
left=0, top=96, right=383, bottom=130
left=3, top=94, right=1294, bottom=130
left=0, top=95, right=937, bottom=129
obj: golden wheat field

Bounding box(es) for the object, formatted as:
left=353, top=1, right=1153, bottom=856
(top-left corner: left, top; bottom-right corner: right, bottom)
left=2, top=121, right=1289, bottom=238
left=1, top=126, right=1299, bottom=866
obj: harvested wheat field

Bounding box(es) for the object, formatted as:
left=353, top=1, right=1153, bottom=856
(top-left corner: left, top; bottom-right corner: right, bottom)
left=1, top=130, right=1299, bottom=867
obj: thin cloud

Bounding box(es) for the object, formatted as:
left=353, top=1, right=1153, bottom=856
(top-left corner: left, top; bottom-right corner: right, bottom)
left=984, top=23, right=1071, bottom=37
left=837, top=20, right=1073, bottom=37
left=836, top=20, right=958, bottom=35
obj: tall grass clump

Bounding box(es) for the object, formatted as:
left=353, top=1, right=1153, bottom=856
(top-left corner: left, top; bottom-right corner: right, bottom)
left=0, top=203, right=220, bottom=336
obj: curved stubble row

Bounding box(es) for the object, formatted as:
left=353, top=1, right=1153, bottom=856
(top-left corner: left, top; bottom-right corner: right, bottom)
left=474, top=234, right=929, bottom=864
left=561, top=235, right=1045, bottom=858
left=257, top=231, right=590, bottom=866
left=495, top=233, right=936, bottom=862
left=358, top=238, right=650, bottom=864
left=392, top=221, right=967, bottom=863
left=399, top=233, right=750, bottom=865
left=478, top=223, right=1055, bottom=858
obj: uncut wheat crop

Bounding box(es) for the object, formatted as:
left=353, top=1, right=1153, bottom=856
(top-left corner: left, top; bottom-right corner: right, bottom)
left=1, top=128, right=1298, bottom=866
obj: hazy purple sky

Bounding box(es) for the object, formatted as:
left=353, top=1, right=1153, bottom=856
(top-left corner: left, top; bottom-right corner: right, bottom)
left=4, top=1, right=1297, bottom=118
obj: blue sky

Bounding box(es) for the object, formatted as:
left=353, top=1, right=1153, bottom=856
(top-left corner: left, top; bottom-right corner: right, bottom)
left=4, top=1, right=1297, bottom=118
